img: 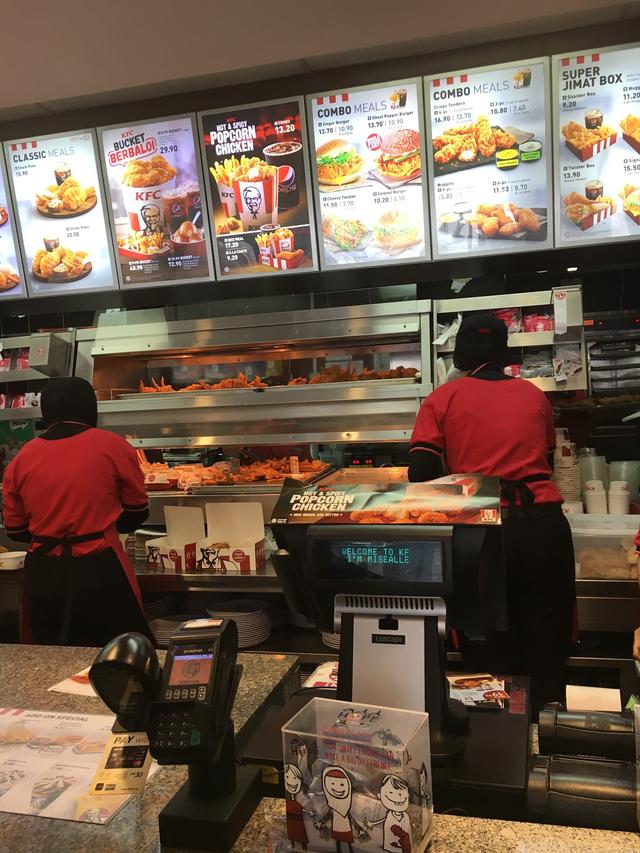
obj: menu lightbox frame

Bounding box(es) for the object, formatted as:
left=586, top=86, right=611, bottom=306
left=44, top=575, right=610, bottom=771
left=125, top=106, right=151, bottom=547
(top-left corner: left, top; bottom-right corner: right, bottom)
left=0, top=153, right=28, bottom=301
left=552, top=40, right=640, bottom=250
left=3, top=128, right=119, bottom=298
left=424, top=57, right=554, bottom=261
left=97, top=112, right=216, bottom=290
left=198, top=95, right=319, bottom=280
left=307, top=77, right=431, bottom=271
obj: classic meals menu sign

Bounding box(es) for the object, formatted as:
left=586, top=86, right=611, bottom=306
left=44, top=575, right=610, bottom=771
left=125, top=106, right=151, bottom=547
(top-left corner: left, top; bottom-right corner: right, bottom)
left=99, top=114, right=214, bottom=288
left=424, top=58, right=553, bottom=260
left=553, top=41, right=640, bottom=248
left=199, top=97, right=318, bottom=278
left=307, top=79, right=430, bottom=269
left=0, top=156, right=26, bottom=299
left=3, top=130, right=117, bottom=296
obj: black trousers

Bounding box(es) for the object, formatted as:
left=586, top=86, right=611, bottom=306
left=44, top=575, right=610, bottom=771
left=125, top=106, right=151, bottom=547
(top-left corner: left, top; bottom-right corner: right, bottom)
left=501, top=506, right=576, bottom=714
left=24, top=547, right=154, bottom=647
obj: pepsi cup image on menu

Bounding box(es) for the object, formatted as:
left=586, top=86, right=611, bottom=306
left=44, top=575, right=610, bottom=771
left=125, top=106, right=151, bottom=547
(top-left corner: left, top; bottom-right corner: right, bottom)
left=553, top=42, right=640, bottom=247
left=4, top=130, right=118, bottom=295
left=200, top=97, right=317, bottom=277
left=99, top=114, right=214, bottom=287
left=309, top=79, right=430, bottom=269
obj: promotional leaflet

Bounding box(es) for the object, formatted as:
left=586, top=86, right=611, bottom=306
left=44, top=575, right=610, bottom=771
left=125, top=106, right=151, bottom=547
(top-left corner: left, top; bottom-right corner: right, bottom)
left=425, top=59, right=553, bottom=259
left=99, top=115, right=214, bottom=287
left=308, top=79, right=430, bottom=268
left=553, top=42, right=640, bottom=247
left=4, top=130, right=117, bottom=296
left=0, top=158, right=25, bottom=299
left=199, top=97, right=317, bottom=278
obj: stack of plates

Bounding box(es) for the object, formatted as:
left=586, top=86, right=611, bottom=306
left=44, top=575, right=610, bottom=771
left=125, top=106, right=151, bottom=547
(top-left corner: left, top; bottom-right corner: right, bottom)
left=321, top=631, right=341, bottom=650
left=290, top=612, right=316, bottom=630
left=149, top=615, right=198, bottom=649
left=553, top=442, right=582, bottom=502
left=144, top=596, right=173, bottom=622
left=207, top=600, right=271, bottom=649
left=135, top=531, right=161, bottom=561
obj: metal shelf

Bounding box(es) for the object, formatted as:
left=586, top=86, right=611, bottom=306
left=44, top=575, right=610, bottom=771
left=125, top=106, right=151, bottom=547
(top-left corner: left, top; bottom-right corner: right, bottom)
left=0, top=408, right=41, bottom=421
left=0, top=369, right=52, bottom=383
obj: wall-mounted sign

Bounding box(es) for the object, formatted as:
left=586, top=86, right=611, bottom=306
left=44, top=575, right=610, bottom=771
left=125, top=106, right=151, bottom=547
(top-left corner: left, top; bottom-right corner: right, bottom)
left=425, top=58, right=553, bottom=259
left=4, top=130, right=117, bottom=296
left=308, top=79, right=430, bottom=269
left=553, top=41, right=640, bottom=247
left=200, top=97, right=318, bottom=277
left=0, top=156, right=26, bottom=299
left=99, top=114, right=214, bottom=287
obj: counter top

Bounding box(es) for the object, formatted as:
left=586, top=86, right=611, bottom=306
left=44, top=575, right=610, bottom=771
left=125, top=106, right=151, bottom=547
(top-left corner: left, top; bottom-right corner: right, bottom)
left=229, top=798, right=640, bottom=853
left=0, top=644, right=298, bottom=853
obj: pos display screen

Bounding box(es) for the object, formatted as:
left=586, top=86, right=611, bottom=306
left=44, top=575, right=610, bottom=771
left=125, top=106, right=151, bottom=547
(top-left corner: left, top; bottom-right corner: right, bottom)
left=316, top=539, right=443, bottom=584
left=168, top=651, right=214, bottom=687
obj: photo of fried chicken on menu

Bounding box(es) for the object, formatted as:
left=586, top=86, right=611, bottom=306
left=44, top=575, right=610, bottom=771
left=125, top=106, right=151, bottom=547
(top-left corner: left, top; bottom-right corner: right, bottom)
left=35, top=176, right=97, bottom=218
left=432, top=115, right=518, bottom=173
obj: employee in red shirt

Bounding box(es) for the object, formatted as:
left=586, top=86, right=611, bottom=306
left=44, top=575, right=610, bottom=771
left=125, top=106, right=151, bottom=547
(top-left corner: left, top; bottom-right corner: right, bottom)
left=2, top=377, right=153, bottom=646
left=409, top=314, right=575, bottom=713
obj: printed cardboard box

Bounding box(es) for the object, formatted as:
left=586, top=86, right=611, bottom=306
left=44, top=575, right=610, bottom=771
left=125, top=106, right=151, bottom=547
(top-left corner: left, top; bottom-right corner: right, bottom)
left=145, top=506, right=204, bottom=573
left=282, top=697, right=433, bottom=853
left=194, top=503, right=265, bottom=574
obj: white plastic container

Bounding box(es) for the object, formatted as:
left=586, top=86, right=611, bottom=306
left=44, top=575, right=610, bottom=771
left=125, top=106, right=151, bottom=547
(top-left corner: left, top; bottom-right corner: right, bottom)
left=0, top=551, right=26, bottom=570
left=568, top=515, right=639, bottom=579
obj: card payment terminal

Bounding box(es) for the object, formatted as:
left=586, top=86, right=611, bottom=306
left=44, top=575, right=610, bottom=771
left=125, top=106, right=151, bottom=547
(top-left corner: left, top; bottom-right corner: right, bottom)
left=148, top=618, right=238, bottom=765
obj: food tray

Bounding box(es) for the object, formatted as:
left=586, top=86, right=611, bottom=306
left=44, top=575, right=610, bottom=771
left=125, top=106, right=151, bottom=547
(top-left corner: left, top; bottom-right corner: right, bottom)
left=622, top=133, right=640, bottom=157
left=434, top=126, right=512, bottom=176
left=575, top=203, right=617, bottom=231
left=564, top=131, right=617, bottom=163
left=119, top=377, right=419, bottom=399
left=445, top=208, right=547, bottom=242
left=319, top=466, right=408, bottom=486
left=188, top=466, right=334, bottom=494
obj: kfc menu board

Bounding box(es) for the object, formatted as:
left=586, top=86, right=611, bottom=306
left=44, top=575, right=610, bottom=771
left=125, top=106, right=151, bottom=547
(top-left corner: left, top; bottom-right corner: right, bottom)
left=0, top=158, right=26, bottom=299
left=425, top=59, right=553, bottom=260
left=100, top=115, right=214, bottom=287
left=309, top=79, right=430, bottom=268
left=553, top=43, right=640, bottom=247
left=200, top=97, right=317, bottom=277
left=4, top=131, right=117, bottom=296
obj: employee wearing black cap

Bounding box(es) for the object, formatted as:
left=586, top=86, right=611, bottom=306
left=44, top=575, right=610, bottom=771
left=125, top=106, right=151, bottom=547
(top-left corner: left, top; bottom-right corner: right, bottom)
left=2, top=377, right=153, bottom=647
left=409, top=314, right=575, bottom=713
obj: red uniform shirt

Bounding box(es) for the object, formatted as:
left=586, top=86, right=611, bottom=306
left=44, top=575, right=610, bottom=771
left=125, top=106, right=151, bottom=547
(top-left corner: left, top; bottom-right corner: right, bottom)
left=2, top=428, right=148, bottom=556
left=411, top=375, right=561, bottom=505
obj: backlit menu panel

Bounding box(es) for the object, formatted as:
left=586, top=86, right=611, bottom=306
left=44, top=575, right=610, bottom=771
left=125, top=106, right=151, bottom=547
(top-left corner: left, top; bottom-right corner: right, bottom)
left=308, top=79, right=430, bottom=268
left=0, top=156, right=26, bottom=299
left=4, top=130, right=117, bottom=296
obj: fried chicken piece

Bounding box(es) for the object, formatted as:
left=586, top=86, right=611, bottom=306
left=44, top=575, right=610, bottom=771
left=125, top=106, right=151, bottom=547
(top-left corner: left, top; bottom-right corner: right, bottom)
left=288, top=377, right=308, bottom=386
left=465, top=213, right=487, bottom=230
left=516, top=207, right=541, bottom=232
left=481, top=217, right=500, bottom=237
left=498, top=221, right=521, bottom=236
left=494, top=130, right=516, bottom=149
left=434, top=139, right=463, bottom=164
left=457, top=135, right=478, bottom=163
left=476, top=203, right=496, bottom=217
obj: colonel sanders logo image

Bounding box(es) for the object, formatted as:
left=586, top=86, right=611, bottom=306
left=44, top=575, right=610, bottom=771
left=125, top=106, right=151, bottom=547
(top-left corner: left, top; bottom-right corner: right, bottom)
left=197, top=544, right=221, bottom=571
left=242, top=185, right=263, bottom=221
left=140, top=203, right=162, bottom=235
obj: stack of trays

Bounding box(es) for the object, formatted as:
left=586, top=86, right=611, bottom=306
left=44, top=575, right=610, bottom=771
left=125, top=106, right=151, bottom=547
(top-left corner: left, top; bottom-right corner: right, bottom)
left=321, top=631, right=341, bottom=650
left=207, top=600, right=272, bottom=649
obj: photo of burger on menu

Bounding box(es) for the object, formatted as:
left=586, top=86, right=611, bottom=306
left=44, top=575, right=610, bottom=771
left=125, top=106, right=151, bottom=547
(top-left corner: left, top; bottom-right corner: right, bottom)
left=309, top=79, right=430, bottom=268
left=4, top=130, right=118, bottom=295
left=99, top=115, right=213, bottom=287
left=199, top=97, right=317, bottom=277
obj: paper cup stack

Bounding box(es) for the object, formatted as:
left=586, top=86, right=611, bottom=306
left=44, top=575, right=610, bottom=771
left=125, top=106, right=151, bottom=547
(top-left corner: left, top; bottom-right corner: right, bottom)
left=608, top=481, right=630, bottom=516
left=584, top=480, right=608, bottom=514
left=610, top=462, right=639, bottom=501
left=553, top=442, right=582, bottom=502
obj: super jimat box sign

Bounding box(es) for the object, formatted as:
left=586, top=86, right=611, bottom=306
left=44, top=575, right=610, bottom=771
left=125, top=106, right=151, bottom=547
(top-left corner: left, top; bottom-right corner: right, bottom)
left=271, top=475, right=501, bottom=526
left=282, top=697, right=433, bottom=853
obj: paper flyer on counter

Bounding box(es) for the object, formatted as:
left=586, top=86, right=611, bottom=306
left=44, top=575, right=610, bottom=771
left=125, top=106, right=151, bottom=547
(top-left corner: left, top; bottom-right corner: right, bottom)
left=0, top=157, right=26, bottom=299
left=553, top=41, right=640, bottom=247
left=271, top=475, right=501, bottom=526
left=99, top=114, right=214, bottom=287
left=425, top=59, right=553, bottom=259
left=3, top=130, right=117, bottom=296
left=308, top=79, right=430, bottom=268
left=200, top=97, right=317, bottom=278
left=0, top=708, right=136, bottom=824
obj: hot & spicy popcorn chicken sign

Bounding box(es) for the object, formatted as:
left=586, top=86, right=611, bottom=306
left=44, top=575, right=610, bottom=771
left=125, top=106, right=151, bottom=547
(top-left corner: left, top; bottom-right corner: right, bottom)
left=425, top=58, right=553, bottom=259
left=99, top=115, right=214, bottom=287
left=199, top=97, right=317, bottom=277
left=308, top=79, right=430, bottom=268
left=4, top=130, right=118, bottom=296
left=553, top=42, right=640, bottom=246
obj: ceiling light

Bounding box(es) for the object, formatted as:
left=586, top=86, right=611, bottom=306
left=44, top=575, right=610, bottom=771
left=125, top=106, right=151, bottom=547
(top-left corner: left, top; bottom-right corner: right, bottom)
left=566, top=266, right=578, bottom=272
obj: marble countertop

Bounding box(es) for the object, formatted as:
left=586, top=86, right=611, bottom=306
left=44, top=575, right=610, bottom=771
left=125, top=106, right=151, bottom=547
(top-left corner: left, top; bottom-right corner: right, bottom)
left=0, top=644, right=298, bottom=853
left=230, top=798, right=640, bottom=853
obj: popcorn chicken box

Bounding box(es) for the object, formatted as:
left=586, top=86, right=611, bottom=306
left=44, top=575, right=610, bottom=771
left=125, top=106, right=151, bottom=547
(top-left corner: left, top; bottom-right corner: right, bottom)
left=145, top=506, right=205, bottom=574
left=197, top=502, right=265, bottom=574
left=270, top=229, right=295, bottom=254
left=282, top=697, right=433, bottom=853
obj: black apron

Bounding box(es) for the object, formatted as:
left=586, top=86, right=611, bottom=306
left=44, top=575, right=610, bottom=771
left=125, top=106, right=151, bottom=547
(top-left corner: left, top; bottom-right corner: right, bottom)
left=500, top=473, right=550, bottom=518
left=24, top=532, right=154, bottom=647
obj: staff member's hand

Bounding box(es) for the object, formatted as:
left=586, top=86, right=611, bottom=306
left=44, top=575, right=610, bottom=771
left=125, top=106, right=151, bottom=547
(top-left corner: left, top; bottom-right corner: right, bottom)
left=633, top=627, right=640, bottom=660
